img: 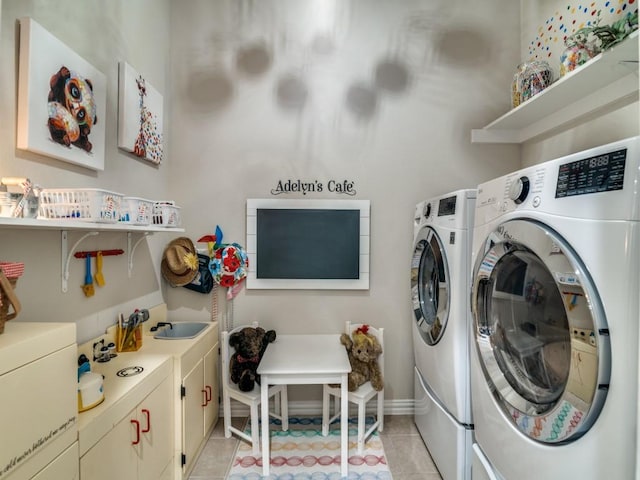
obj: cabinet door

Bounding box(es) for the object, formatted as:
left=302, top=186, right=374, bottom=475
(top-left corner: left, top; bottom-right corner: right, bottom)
left=156, top=460, right=174, bottom=480
left=203, top=343, right=219, bottom=435
left=182, top=357, right=205, bottom=472
left=138, top=374, right=174, bottom=480
left=80, top=407, right=138, bottom=480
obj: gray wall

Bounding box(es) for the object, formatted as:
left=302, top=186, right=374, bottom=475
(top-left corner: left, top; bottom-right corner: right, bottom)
left=0, top=0, right=527, bottom=404
left=166, top=0, right=521, bottom=401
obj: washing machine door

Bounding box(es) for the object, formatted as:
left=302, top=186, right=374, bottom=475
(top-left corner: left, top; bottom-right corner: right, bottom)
left=411, top=225, right=450, bottom=345
left=471, top=218, right=610, bottom=444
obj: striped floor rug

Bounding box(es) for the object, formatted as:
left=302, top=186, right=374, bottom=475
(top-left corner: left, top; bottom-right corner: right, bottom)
left=226, top=416, right=392, bottom=479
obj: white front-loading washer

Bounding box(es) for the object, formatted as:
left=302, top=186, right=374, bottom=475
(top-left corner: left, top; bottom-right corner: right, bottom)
left=411, top=189, right=476, bottom=480
left=469, top=136, right=640, bottom=480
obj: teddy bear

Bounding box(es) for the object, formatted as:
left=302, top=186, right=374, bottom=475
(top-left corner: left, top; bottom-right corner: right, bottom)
left=229, top=326, right=276, bottom=392
left=341, top=324, right=383, bottom=392
left=47, top=66, right=98, bottom=152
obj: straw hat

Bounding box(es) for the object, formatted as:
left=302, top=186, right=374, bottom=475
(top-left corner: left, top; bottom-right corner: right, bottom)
left=161, top=237, right=199, bottom=287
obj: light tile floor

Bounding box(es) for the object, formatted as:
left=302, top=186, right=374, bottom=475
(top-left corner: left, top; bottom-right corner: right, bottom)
left=188, top=415, right=442, bottom=480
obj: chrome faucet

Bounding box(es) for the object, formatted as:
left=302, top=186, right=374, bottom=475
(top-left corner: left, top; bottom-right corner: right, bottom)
left=150, top=321, right=173, bottom=331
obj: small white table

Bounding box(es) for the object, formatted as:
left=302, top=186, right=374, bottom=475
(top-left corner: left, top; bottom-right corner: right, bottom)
left=257, top=334, right=351, bottom=477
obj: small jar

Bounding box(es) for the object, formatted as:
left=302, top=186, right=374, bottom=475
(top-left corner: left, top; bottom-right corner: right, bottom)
left=560, top=27, right=599, bottom=77
left=519, top=61, right=554, bottom=103
left=560, top=43, right=598, bottom=77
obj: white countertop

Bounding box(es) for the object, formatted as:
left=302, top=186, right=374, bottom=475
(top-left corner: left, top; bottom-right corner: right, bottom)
left=77, top=319, right=218, bottom=456
left=77, top=351, right=172, bottom=456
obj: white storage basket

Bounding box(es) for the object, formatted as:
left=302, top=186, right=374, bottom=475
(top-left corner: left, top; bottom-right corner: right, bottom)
left=38, top=189, right=124, bottom=223
left=153, top=201, right=181, bottom=227
left=120, top=197, right=153, bottom=225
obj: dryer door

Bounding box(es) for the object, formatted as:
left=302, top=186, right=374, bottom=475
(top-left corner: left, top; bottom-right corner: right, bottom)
left=471, top=218, right=610, bottom=444
left=411, top=225, right=450, bottom=345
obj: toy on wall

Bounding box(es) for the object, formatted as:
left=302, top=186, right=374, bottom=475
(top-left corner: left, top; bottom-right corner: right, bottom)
left=341, top=324, right=383, bottom=392
left=228, top=326, right=276, bottom=392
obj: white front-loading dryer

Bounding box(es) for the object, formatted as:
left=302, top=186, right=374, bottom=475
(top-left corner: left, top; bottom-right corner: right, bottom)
left=469, top=137, right=640, bottom=480
left=411, top=189, right=476, bottom=480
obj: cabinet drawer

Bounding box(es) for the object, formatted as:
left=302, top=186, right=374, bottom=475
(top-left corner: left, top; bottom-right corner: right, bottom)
left=31, top=442, right=79, bottom=480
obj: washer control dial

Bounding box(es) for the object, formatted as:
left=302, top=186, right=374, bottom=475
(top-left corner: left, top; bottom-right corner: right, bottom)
left=509, top=176, right=530, bottom=204
left=424, top=202, right=432, bottom=219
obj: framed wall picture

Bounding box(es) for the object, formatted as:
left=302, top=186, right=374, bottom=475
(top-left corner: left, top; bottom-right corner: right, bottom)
left=117, top=61, right=164, bottom=165
left=16, top=17, right=106, bottom=171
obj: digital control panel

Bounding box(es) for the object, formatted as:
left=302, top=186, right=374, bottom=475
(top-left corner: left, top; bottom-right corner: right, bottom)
left=438, top=195, right=457, bottom=216
left=555, top=148, right=627, bottom=198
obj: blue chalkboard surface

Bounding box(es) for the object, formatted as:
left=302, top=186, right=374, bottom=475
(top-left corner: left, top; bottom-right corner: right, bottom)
left=246, top=198, right=370, bottom=290
left=256, top=208, right=360, bottom=279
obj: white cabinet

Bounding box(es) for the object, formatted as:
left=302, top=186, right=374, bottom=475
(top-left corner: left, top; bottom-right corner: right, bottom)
left=80, top=373, right=173, bottom=480
left=31, top=442, right=79, bottom=480
left=178, top=325, right=219, bottom=476
left=0, top=322, right=77, bottom=480
left=78, top=309, right=219, bottom=480
left=471, top=31, right=639, bottom=144
left=78, top=351, right=174, bottom=480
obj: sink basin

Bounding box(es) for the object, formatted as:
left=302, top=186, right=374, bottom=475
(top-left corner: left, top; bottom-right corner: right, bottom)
left=153, top=322, right=209, bottom=340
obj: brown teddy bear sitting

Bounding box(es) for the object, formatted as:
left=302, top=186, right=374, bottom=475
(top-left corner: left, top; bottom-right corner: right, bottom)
left=341, top=324, right=383, bottom=392
left=229, top=326, right=276, bottom=392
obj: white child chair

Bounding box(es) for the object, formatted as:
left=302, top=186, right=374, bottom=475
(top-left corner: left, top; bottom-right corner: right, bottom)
left=322, top=321, right=384, bottom=454
left=221, top=323, right=288, bottom=454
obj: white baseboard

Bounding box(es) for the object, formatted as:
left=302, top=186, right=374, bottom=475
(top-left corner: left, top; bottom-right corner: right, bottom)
left=223, top=398, right=414, bottom=417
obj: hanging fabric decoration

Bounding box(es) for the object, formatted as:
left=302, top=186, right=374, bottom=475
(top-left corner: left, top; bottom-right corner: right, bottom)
left=210, top=243, right=248, bottom=299
left=200, top=225, right=249, bottom=300
left=197, top=225, right=249, bottom=331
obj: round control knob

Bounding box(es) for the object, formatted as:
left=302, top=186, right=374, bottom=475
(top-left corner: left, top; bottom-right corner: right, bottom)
left=509, top=176, right=530, bottom=204
left=424, top=202, right=432, bottom=219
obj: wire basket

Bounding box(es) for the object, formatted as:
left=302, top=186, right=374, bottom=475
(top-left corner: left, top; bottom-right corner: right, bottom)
left=120, top=197, right=154, bottom=225
left=38, top=188, right=124, bottom=223
left=153, top=201, right=181, bottom=227
left=0, top=262, right=24, bottom=334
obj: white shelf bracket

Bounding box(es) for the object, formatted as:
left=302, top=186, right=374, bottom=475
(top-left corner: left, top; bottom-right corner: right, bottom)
left=61, top=230, right=99, bottom=293
left=128, top=231, right=152, bottom=278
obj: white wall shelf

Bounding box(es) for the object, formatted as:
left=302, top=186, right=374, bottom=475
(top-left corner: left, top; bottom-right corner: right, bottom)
left=0, top=216, right=184, bottom=232
left=471, top=30, right=639, bottom=144
left=0, top=217, right=184, bottom=291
